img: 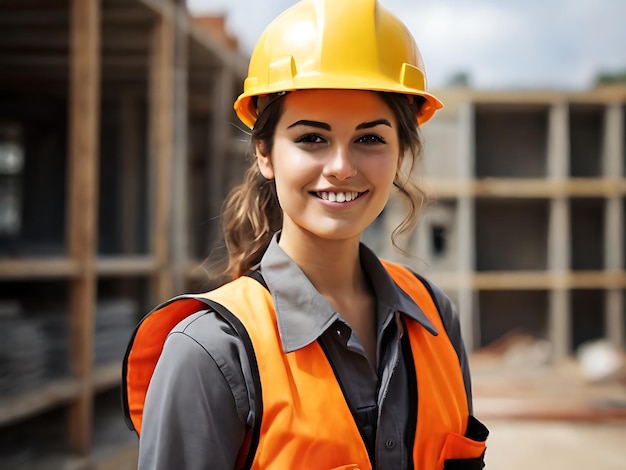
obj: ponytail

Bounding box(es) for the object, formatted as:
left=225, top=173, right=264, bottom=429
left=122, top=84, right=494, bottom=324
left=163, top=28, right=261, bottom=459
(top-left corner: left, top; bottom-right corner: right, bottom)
left=221, top=96, right=285, bottom=278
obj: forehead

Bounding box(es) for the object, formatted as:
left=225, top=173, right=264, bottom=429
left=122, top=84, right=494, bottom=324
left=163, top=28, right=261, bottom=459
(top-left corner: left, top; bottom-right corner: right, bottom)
left=280, top=89, right=395, bottom=123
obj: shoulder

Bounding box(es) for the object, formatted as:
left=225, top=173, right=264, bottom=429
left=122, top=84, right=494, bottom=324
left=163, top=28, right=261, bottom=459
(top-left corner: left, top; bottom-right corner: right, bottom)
left=161, top=304, right=254, bottom=421
left=169, top=307, right=236, bottom=342
left=166, top=305, right=249, bottom=374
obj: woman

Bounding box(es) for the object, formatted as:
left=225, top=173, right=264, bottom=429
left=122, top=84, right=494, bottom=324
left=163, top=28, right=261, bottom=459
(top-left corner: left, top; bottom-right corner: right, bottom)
left=124, top=0, right=488, bottom=468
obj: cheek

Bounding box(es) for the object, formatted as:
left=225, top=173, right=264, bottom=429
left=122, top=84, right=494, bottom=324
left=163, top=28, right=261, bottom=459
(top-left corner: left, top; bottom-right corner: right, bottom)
left=367, top=152, right=400, bottom=183
left=272, top=141, right=318, bottom=181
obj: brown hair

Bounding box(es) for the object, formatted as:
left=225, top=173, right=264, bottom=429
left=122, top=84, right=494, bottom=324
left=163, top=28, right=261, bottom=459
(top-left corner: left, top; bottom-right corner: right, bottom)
left=221, top=92, right=426, bottom=278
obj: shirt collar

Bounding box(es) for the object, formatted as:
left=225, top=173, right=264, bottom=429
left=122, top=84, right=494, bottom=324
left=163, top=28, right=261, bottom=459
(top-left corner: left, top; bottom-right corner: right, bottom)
left=260, top=233, right=438, bottom=354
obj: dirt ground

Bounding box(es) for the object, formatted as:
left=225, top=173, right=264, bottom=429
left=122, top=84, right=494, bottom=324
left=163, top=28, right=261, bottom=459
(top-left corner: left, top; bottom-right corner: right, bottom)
left=470, top=339, right=626, bottom=470
left=482, top=419, right=626, bottom=469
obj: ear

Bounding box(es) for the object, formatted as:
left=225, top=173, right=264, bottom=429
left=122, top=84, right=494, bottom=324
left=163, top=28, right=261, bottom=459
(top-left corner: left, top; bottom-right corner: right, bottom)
left=255, top=142, right=275, bottom=180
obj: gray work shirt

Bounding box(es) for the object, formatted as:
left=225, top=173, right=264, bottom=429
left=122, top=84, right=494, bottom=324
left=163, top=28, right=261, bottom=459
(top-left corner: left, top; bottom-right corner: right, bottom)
left=138, top=236, right=472, bottom=470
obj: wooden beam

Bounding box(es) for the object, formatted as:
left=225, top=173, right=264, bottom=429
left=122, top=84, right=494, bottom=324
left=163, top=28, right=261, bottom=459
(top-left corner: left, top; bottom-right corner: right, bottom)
left=0, top=258, right=80, bottom=279
left=95, top=255, right=158, bottom=276
left=0, top=378, right=81, bottom=427
left=169, top=4, right=190, bottom=295
left=206, top=66, right=233, bottom=263
left=148, top=5, right=175, bottom=303
left=66, top=0, right=100, bottom=455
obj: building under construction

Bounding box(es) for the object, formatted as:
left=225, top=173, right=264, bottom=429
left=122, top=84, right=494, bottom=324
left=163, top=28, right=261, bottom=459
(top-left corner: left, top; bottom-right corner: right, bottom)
left=373, top=86, right=626, bottom=361
left=0, top=0, right=625, bottom=466
left=0, top=0, right=247, bottom=467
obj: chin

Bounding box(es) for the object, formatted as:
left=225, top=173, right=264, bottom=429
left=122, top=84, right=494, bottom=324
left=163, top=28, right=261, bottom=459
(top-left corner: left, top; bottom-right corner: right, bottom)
left=305, top=224, right=367, bottom=242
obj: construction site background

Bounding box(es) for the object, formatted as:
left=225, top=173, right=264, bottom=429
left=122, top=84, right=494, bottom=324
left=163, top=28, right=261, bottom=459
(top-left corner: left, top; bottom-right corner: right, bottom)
left=0, top=0, right=625, bottom=468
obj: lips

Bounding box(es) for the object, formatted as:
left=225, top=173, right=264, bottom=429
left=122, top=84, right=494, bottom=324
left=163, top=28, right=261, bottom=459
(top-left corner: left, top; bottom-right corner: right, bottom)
left=315, top=191, right=365, bottom=202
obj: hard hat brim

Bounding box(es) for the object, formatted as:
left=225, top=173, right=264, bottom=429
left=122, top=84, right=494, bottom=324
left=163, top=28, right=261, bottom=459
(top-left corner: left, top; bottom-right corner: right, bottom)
left=234, top=85, right=443, bottom=129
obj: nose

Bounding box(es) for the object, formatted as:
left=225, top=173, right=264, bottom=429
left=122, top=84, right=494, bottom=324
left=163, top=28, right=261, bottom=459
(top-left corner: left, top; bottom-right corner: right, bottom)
left=323, top=145, right=357, bottom=181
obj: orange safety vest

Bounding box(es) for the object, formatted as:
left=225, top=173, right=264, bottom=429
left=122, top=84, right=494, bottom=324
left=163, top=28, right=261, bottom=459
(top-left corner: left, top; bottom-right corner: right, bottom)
left=124, top=261, right=487, bottom=470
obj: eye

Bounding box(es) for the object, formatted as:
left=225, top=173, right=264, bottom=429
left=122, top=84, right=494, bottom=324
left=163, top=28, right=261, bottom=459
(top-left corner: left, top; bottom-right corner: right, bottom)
left=356, top=133, right=386, bottom=145
left=295, top=133, right=327, bottom=144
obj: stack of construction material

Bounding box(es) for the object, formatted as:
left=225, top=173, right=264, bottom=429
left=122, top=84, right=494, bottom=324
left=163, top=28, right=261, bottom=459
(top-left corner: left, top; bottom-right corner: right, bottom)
left=36, top=309, right=69, bottom=379
left=94, top=299, right=137, bottom=365
left=0, top=301, right=46, bottom=396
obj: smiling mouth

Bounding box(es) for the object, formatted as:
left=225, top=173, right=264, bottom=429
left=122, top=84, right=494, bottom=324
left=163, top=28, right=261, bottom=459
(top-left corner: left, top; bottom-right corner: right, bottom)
left=314, top=191, right=366, bottom=202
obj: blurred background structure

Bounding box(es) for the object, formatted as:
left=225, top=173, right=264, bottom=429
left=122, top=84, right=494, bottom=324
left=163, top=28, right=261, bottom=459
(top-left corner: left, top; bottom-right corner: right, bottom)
left=0, top=0, right=247, bottom=467
left=0, top=0, right=625, bottom=468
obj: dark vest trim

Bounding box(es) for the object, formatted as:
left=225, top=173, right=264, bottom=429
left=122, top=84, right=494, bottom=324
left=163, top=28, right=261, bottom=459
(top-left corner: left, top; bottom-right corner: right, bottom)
left=400, top=317, right=418, bottom=470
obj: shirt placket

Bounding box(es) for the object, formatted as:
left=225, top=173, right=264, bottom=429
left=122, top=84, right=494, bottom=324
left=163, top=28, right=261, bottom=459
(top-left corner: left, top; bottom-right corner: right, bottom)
left=375, top=311, right=406, bottom=469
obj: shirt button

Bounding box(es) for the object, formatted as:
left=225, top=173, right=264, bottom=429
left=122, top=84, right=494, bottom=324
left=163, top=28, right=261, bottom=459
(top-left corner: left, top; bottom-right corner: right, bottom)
left=385, top=439, right=396, bottom=449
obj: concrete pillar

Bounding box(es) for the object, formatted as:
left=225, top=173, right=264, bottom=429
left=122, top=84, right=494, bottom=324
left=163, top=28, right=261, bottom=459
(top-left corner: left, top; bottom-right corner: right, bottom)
left=603, top=103, right=625, bottom=348
left=456, top=102, right=476, bottom=349
left=547, top=102, right=571, bottom=359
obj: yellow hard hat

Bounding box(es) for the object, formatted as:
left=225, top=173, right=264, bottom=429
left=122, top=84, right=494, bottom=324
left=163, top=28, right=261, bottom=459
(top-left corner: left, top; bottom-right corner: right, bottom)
left=233, top=0, right=443, bottom=129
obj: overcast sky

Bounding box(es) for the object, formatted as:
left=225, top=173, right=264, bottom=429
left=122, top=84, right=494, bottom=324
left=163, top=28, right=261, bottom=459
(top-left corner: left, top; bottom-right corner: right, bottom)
left=188, top=0, right=626, bottom=90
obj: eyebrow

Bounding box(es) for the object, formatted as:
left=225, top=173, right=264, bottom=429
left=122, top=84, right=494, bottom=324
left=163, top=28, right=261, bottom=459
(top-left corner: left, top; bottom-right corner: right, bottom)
left=356, top=119, right=392, bottom=130
left=287, top=120, right=331, bottom=130
left=286, top=118, right=392, bottom=131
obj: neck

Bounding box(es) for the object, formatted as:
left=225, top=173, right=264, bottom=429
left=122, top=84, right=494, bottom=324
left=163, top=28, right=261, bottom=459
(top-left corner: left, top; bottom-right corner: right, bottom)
left=278, top=228, right=367, bottom=298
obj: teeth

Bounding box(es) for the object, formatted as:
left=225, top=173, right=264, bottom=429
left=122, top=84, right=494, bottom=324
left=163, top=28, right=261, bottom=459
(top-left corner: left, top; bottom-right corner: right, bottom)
left=317, top=191, right=360, bottom=202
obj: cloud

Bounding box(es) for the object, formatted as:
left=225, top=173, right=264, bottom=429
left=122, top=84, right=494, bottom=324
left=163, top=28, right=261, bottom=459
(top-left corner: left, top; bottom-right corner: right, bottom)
left=388, top=1, right=525, bottom=87
left=188, top=0, right=626, bottom=90
left=390, top=0, right=626, bottom=89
